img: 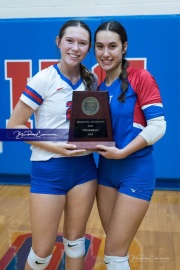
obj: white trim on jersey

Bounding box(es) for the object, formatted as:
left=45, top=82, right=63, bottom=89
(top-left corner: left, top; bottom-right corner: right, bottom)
left=141, top=103, right=163, bottom=110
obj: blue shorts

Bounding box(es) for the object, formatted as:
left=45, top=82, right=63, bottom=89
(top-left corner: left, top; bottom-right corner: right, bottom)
left=98, top=152, right=156, bottom=201
left=30, top=154, right=97, bottom=195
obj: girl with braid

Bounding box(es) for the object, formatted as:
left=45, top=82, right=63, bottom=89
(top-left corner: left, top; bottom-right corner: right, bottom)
left=94, top=21, right=166, bottom=270
left=8, top=20, right=98, bottom=270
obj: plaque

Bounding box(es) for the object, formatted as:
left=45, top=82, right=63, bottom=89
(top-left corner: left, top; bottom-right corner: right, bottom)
left=68, top=91, right=115, bottom=150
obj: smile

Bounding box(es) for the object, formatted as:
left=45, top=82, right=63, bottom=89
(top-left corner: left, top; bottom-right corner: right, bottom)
left=68, top=53, right=79, bottom=59
left=102, top=59, right=113, bottom=64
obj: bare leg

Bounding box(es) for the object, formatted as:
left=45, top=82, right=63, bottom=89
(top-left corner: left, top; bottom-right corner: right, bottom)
left=96, top=185, right=117, bottom=234
left=105, top=192, right=149, bottom=256
left=25, top=193, right=66, bottom=270
left=63, top=179, right=97, bottom=270
left=97, top=185, right=149, bottom=269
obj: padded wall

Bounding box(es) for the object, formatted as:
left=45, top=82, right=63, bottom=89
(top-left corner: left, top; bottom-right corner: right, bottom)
left=0, top=15, right=179, bottom=181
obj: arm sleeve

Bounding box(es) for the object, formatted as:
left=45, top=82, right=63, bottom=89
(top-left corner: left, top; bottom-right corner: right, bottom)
left=139, top=116, right=166, bottom=145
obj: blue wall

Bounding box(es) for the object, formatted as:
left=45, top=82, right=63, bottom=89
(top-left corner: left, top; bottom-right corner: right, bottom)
left=0, top=15, right=179, bottom=181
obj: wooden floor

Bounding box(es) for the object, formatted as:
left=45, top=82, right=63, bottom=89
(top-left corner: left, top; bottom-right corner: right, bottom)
left=0, top=185, right=179, bottom=270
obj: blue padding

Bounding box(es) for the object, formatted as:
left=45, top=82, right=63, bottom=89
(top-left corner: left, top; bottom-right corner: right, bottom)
left=0, top=15, right=180, bottom=185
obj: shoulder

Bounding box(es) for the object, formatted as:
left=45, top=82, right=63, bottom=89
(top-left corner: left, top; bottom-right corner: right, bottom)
left=127, top=66, right=162, bottom=105
left=127, top=66, right=152, bottom=80
left=32, top=65, right=56, bottom=79
left=28, top=65, right=58, bottom=87
left=27, top=65, right=60, bottom=96
left=127, top=66, right=158, bottom=91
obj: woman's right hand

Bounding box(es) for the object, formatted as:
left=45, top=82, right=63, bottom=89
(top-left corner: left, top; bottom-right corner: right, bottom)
left=47, top=142, right=87, bottom=157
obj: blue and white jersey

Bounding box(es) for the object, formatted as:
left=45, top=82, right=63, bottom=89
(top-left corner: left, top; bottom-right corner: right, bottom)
left=99, top=66, right=165, bottom=157
left=20, top=64, right=97, bottom=160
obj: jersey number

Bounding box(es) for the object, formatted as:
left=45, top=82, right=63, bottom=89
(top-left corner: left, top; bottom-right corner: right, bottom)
left=66, top=101, right=72, bottom=120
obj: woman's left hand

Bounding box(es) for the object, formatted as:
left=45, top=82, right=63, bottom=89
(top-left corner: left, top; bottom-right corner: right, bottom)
left=96, top=145, right=126, bottom=159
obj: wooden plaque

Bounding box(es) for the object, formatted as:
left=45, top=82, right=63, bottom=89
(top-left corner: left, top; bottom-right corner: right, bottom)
left=68, top=91, right=115, bottom=150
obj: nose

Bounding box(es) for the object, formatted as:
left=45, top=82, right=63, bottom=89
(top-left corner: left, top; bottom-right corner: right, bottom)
left=103, top=47, right=110, bottom=57
left=72, top=42, right=79, bottom=51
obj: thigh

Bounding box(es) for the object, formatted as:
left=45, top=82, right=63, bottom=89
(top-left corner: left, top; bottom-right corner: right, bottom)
left=30, top=193, right=66, bottom=255
left=96, top=184, right=117, bottom=234
left=63, top=179, right=97, bottom=239
left=120, top=153, right=156, bottom=201
left=105, top=193, right=149, bottom=256
left=98, top=153, right=156, bottom=201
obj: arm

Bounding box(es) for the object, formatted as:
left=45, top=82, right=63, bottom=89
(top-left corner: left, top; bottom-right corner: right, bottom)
left=96, top=69, right=166, bottom=159
left=96, top=114, right=166, bottom=159
left=7, top=100, right=86, bottom=156
left=96, top=135, right=147, bottom=159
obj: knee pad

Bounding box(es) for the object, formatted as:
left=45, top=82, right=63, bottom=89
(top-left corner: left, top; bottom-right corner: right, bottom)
left=63, top=237, right=85, bottom=258
left=104, top=255, right=130, bottom=270
left=27, top=247, right=52, bottom=270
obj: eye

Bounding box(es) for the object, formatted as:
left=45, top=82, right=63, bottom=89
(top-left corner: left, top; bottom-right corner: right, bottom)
left=79, top=41, right=88, bottom=46
left=109, top=44, right=117, bottom=50
left=96, top=44, right=103, bottom=50
left=66, top=38, right=73, bottom=43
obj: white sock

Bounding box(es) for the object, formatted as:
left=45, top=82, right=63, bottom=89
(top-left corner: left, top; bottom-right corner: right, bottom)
left=104, top=255, right=130, bottom=270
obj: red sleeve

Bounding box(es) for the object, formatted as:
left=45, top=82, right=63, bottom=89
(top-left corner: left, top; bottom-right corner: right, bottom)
left=127, top=67, right=162, bottom=107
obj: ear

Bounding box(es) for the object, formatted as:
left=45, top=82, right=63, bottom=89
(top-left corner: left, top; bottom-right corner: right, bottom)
left=123, top=41, right=128, bottom=54
left=56, top=36, right=60, bottom=48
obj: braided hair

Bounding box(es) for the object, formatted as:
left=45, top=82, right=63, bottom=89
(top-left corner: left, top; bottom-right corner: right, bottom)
left=118, top=58, right=129, bottom=102
left=94, top=21, right=129, bottom=101
left=80, top=64, right=97, bottom=91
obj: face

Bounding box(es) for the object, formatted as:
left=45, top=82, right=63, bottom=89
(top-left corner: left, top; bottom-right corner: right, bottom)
left=95, top=30, right=127, bottom=73
left=56, top=26, right=91, bottom=67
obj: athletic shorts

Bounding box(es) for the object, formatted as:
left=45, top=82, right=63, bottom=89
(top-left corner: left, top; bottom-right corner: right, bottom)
left=30, top=154, right=97, bottom=195
left=98, top=152, right=156, bottom=201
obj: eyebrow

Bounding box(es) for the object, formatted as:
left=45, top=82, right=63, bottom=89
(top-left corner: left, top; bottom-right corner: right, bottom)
left=66, top=36, right=88, bottom=41
left=95, top=42, right=117, bottom=45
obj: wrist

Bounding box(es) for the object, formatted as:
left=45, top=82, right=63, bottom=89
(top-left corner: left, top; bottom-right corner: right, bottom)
left=116, top=148, right=128, bottom=159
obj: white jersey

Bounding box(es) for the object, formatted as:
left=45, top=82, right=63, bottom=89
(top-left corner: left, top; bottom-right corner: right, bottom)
left=20, top=64, right=97, bottom=160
